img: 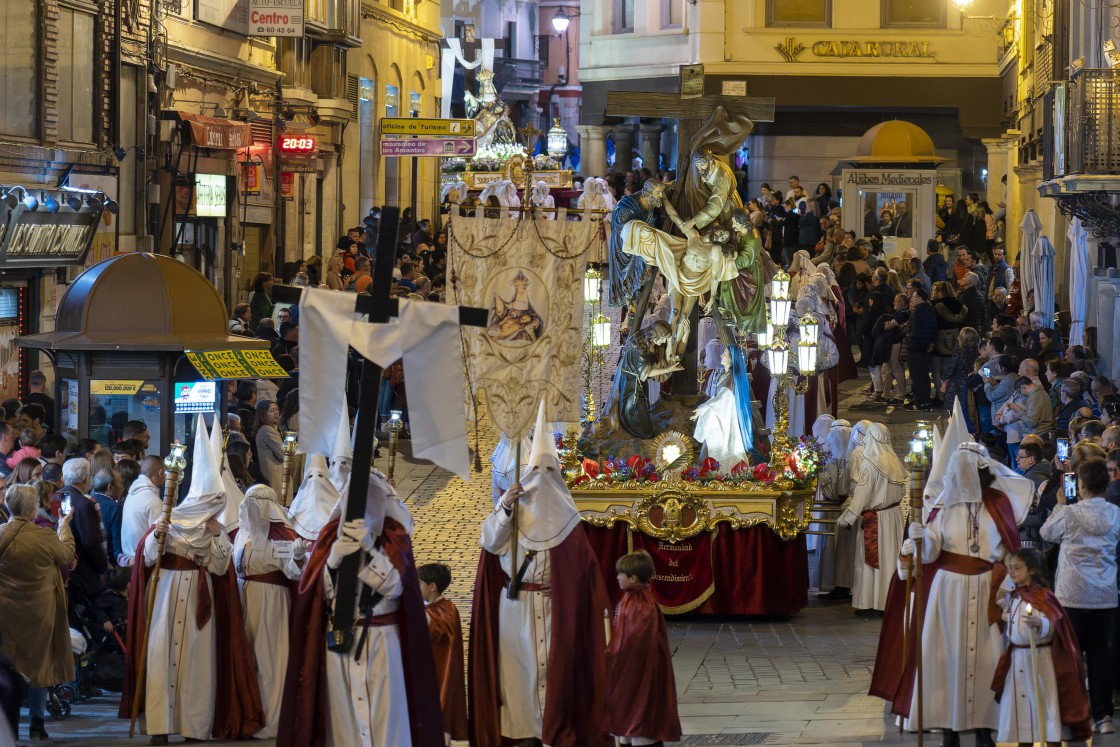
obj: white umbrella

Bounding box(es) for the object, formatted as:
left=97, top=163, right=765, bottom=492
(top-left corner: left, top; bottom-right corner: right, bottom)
left=1067, top=217, right=1090, bottom=346
left=1018, top=210, right=1042, bottom=312
left=1036, top=235, right=1056, bottom=322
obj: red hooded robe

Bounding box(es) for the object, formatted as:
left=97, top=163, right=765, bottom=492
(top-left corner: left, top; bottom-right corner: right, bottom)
left=118, top=525, right=264, bottom=739
left=605, top=585, right=682, bottom=742
left=426, top=597, right=469, bottom=740
left=469, top=524, right=613, bottom=747
left=276, top=516, right=445, bottom=747
left=991, top=584, right=1092, bottom=742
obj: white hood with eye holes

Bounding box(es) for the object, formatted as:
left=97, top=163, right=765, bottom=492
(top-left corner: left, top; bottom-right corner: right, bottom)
left=514, top=400, right=580, bottom=552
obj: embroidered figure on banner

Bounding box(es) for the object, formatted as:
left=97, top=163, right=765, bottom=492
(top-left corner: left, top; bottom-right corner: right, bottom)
left=485, top=269, right=547, bottom=345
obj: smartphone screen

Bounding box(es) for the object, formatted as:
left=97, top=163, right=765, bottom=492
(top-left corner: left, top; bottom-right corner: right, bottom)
left=1056, top=438, right=1070, bottom=462
left=1063, top=472, right=1078, bottom=501
left=982, top=367, right=991, bottom=378
left=60, top=496, right=72, bottom=516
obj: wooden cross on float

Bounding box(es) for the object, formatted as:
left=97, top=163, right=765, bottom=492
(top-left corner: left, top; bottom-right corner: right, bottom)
left=605, top=90, right=777, bottom=172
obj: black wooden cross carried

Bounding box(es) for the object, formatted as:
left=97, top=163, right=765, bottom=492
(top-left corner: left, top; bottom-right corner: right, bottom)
left=311, top=205, right=488, bottom=651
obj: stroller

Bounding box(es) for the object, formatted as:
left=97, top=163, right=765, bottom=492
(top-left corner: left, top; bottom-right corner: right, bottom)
left=51, top=574, right=129, bottom=720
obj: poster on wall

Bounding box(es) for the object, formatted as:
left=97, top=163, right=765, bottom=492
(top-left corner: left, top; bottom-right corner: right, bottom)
left=0, top=324, right=18, bottom=402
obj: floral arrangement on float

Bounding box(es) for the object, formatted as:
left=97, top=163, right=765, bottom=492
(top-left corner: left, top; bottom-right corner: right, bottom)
left=441, top=144, right=573, bottom=189
left=559, top=431, right=828, bottom=491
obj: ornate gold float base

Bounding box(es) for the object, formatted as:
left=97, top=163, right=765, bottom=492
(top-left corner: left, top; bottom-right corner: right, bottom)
left=572, top=477, right=815, bottom=542
left=442, top=168, right=574, bottom=190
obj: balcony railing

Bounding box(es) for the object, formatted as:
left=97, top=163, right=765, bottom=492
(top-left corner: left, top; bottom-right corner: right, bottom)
left=494, top=58, right=543, bottom=96
left=1068, top=68, right=1120, bottom=175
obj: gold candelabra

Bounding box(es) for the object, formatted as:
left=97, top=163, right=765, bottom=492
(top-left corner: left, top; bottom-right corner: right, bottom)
left=584, top=265, right=610, bottom=424
left=760, top=269, right=819, bottom=473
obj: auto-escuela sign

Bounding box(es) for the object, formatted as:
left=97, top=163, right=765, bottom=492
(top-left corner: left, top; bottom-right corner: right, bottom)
left=0, top=202, right=104, bottom=267
left=247, top=0, right=304, bottom=37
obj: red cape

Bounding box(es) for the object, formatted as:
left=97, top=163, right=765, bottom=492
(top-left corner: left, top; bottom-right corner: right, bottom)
left=991, top=585, right=1092, bottom=742
left=118, top=526, right=265, bottom=739
left=604, top=586, right=682, bottom=742
left=277, top=516, right=445, bottom=747
left=469, top=525, right=612, bottom=747
left=426, top=597, right=469, bottom=740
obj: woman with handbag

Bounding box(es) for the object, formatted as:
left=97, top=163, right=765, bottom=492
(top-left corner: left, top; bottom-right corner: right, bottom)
left=931, top=281, right=967, bottom=408
left=0, top=485, right=75, bottom=741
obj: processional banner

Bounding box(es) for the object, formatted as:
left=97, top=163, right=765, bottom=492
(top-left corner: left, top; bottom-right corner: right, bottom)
left=629, top=530, right=716, bottom=614
left=448, top=211, right=602, bottom=437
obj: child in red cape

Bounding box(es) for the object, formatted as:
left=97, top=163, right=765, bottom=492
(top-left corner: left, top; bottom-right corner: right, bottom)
left=605, top=550, right=682, bottom=746
left=418, top=562, right=468, bottom=745
left=992, top=547, right=1092, bottom=745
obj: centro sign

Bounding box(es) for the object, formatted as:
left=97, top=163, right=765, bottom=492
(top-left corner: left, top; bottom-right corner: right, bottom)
left=248, top=0, right=304, bottom=37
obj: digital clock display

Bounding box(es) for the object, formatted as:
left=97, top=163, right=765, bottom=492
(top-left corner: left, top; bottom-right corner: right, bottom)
left=278, top=135, right=317, bottom=154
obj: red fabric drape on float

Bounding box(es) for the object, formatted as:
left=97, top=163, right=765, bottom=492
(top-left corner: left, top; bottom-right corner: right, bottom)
left=584, top=524, right=809, bottom=616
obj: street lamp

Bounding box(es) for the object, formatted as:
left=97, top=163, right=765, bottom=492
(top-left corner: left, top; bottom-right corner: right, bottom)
left=548, top=118, right=569, bottom=160
left=552, top=7, right=570, bottom=34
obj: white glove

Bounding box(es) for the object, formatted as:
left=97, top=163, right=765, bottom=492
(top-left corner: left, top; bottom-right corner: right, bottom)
left=292, top=539, right=308, bottom=562
left=908, top=522, right=925, bottom=542
left=837, top=509, right=857, bottom=528
left=900, top=539, right=916, bottom=557
left=327, top=520, right=366, bottom=569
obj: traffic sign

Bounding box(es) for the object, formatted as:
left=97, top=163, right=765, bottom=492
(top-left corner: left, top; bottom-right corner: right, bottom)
left=380, top=117, right=476, bottom=137
left=380, top=138, right=476, bottom=157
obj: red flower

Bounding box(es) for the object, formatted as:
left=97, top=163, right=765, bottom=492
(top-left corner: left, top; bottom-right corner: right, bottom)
left=701, top=457, right=720, bottom=473
left=648, top=473, right=661, bottom=483
left=573, top=474, right=590, bottom=486
left=731, top=460, right=750, bottom=475
left=582, top=458, right=600, bottom=478
left=603, top=460, right=615, bottom=475
left=626, top=454, right=645, bottom=470
left=752, top=463, right=776, bottom=483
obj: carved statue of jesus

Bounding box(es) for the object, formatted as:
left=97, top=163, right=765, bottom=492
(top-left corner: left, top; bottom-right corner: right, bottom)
left=619, top=202, right=738, bottom=360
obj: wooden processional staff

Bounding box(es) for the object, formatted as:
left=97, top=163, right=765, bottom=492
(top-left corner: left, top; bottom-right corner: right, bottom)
left=901, top=422, right=932, bottom=745
left=129, top=442, right=188, bottom=737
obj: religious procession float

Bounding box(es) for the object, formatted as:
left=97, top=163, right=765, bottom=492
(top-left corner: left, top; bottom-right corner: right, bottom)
left=434, top=58, right=845, bottom=614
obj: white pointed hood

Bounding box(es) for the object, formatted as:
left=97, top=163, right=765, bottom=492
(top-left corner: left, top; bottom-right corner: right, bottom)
left=235, top=484, right=293, bottom=556
left=288, top=454, right=340, bottom=541
left=811, top=414, right=835, bottom=442
left=491, top=431, right=534, bottom=505
left=936, top=442, right=1034, bottom=524
left=328, top=407, right=352, bottom=497
left=170, top=414, right=227, bottom=549
left=825, top=419, right=852, bottom=462
left=856, top=422, right=907, bottom=484
left=925, top=398, right=972, bottom=504
left=514, top=401, right=580, bottom=551
left=326, top=467, right=413, bottom=540
left=209, top=419, right=245, bottom=529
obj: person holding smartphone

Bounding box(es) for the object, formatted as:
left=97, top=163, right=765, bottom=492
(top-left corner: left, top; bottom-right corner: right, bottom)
left=1041, top=457, right=1120, bottom=734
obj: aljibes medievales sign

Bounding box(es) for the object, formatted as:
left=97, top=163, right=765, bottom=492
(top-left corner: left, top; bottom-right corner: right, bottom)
left=845, top=172, right=935, bottom=186
left=775, top=37, right=935, bottom=63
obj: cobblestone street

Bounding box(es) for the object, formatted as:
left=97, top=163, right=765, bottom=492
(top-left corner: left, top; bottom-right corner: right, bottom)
left=33, top=376, right=1120, bottom=746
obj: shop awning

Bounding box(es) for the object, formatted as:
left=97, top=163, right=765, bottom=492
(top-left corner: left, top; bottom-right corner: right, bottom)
left=177, top=111, right=252, bottom=150
left=185, top=348, right=289, bottom=380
